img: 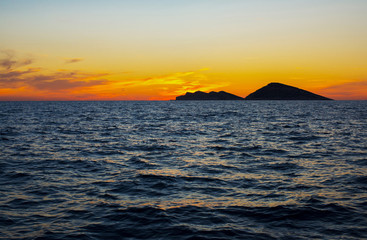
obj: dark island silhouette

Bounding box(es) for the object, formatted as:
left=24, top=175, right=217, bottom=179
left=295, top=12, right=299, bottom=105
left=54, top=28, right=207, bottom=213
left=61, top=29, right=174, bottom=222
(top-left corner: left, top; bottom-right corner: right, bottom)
left=176, top=82, right=332, bottom=100
left=176, top=91, right=245, bottom=100
left=245, top=82, right=332, bottom=100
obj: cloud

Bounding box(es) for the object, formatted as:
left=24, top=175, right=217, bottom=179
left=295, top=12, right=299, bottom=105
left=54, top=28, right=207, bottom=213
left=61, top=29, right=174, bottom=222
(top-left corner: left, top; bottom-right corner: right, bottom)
left=0, top=69, right=109, bottom=90
left=0, top=50, right=33, bottom=70
left=112, top=69, right=229, bottom=99
left=139, top=71, right=196, bottom=85
left=126, top=69, right=217, bottom=88
left=320, top=80, right=367, bottom=100
left=29, top=71, right=108, bottom=90
left=32, top=79, right=106, bottom=90
left=0, top=52, right=109, bottom=91
left=64, top=58, right=83, bottom=64
left=0, top=68, right=40, bottom=79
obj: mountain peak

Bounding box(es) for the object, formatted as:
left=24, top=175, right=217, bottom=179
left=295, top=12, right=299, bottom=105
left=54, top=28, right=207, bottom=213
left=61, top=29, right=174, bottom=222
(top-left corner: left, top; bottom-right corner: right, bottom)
left=267, top=82, right=284, bottom=87
left=245, top=82, right=332, bottom=100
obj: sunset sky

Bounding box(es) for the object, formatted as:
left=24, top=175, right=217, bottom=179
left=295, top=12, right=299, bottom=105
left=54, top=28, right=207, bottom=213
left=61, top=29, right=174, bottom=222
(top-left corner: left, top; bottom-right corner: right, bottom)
left=1, top=0, right=366, bottom=100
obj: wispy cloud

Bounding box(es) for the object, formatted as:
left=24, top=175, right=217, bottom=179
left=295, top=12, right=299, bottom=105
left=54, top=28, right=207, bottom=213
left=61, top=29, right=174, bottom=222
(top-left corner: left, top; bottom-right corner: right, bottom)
left=115, top=68, right=229, bottom=99
left=0, top=52, right=108, bottom=91
left=0, top=68, right=40, bottom=79
left=0, top=69, right=109, bottom=91
left=64, top=58, right=83, bottom=64
left=0, top=50, right=33, bottom=70
left=319, top=80, right=367, bottom=100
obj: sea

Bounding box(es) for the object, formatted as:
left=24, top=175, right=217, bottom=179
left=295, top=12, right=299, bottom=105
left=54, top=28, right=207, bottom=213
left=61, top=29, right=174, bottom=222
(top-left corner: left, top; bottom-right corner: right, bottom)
left=0, top=100, right=366, bottom=240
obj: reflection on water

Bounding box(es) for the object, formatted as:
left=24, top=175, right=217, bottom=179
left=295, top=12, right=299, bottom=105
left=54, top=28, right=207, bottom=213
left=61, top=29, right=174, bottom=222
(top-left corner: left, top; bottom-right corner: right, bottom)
left=0, top=101, right=367, bottom=239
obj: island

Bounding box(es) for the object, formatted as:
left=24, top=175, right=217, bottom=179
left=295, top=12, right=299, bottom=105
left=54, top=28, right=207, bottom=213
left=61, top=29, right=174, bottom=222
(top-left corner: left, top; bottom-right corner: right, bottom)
left=176, top=91, right=244, bottom=100
left=244, top=82, right=332, bottom=100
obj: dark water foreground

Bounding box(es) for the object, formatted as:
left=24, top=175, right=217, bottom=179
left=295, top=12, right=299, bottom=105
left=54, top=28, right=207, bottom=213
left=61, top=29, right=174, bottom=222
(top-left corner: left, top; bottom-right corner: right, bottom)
left=1, top=101, right=366, bottom=239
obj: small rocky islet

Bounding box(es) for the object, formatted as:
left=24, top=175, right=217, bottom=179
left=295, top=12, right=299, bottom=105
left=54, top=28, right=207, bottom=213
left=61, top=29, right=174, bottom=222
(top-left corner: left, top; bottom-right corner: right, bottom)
left=176, top=90, right=245, bottom=100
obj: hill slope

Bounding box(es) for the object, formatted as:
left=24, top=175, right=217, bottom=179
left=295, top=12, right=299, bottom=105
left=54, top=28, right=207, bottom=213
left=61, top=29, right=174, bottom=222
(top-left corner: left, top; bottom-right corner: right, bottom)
left=245, top=83, right=332, bottom=100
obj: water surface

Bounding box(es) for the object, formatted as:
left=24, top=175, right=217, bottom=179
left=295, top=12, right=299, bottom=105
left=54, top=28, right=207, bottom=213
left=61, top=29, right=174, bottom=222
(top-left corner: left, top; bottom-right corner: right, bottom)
left=1, top=101, right=366, bottom=239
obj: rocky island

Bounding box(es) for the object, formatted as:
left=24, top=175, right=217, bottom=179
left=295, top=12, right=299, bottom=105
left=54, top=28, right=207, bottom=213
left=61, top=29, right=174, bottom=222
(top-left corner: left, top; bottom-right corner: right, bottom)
left=245, top=82, right=332, bottom=100
left=176, top=91, right=244, bottom=100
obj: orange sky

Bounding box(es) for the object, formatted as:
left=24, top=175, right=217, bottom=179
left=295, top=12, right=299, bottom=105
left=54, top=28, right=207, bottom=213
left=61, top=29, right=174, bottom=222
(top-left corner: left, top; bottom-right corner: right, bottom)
left=1, top=1, right=366, bottom=100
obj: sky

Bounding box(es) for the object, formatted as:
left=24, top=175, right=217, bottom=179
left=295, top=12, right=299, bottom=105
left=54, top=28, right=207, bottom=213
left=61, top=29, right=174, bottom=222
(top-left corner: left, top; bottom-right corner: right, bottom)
left=0, top=0, right=366, bottom=100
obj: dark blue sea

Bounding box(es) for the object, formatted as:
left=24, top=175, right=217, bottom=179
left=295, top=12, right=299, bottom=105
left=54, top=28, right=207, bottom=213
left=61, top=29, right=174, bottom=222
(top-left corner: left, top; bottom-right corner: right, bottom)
left=1, top=101, right=367, bottom=240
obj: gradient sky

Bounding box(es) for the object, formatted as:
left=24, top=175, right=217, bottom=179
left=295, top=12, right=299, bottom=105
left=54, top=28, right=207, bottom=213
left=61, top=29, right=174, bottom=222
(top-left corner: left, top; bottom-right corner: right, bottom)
left=1, top=0, right=366, bottom=100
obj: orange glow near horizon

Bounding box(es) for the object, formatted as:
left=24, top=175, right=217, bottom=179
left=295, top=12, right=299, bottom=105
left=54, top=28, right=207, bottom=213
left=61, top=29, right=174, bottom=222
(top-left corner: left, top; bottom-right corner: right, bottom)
left=1, top=56, right=365, bottom=101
